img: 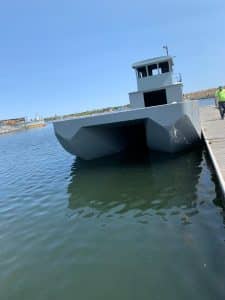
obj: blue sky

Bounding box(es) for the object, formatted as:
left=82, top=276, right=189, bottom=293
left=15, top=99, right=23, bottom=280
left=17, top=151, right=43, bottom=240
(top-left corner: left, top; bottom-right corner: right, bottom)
left=0, top=0, right=225, bottom=119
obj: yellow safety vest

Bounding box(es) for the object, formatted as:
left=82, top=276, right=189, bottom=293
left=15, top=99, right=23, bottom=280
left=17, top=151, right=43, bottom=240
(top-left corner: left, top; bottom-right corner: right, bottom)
left=215, top=89, right=225, bottom=102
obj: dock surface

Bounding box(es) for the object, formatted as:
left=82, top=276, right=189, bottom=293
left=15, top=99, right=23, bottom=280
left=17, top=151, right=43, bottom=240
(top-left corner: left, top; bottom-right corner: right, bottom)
left=200, top=105, right=225, bottom=196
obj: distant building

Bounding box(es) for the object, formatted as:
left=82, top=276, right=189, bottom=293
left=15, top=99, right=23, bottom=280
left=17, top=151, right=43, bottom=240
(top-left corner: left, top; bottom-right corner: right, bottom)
left=0, top=117, right=25, bottom=126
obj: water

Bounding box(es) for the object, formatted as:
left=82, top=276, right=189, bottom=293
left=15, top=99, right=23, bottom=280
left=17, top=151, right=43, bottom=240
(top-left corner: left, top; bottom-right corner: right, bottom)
left=198, top=98, right=215, bottom=106
left=0, top=125, right=225, bottom=300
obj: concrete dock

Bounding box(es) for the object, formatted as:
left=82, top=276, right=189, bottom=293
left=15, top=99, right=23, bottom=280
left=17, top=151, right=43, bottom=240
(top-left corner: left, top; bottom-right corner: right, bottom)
left=200, top=105, right=225, bottom=197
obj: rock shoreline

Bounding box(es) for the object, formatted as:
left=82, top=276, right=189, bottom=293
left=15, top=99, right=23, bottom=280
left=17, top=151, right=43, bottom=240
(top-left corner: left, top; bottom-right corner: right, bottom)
left=0, top=122, right=46, bottom=135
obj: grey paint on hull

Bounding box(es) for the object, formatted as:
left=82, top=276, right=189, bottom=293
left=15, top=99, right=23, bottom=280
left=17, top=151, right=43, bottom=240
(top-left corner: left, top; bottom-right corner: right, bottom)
left=53, top=101, right=201, bottom=160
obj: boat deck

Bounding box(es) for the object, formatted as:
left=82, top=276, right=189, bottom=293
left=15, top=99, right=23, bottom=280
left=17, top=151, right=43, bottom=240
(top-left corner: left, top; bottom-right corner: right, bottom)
left=200, top=105, right=225, bottom=198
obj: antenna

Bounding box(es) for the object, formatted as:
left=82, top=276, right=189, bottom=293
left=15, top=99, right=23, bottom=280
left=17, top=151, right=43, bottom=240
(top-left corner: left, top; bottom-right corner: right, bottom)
left=163, top=45, right=169, bottom=56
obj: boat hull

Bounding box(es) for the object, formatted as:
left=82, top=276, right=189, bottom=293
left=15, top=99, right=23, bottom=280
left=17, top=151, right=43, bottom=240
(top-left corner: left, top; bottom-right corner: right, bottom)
left=53, top=101, right=201, bottom=160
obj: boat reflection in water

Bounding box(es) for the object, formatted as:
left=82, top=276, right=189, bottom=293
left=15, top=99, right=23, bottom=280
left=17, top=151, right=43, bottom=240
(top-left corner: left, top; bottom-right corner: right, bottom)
left=65, top=149, right=225, bottom=300
left=67, top=149, right=211, bottom=222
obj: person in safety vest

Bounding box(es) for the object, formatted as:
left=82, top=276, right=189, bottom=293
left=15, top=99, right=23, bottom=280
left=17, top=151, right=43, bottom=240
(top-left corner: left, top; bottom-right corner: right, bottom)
left=215, top=86, right=225, bottom=119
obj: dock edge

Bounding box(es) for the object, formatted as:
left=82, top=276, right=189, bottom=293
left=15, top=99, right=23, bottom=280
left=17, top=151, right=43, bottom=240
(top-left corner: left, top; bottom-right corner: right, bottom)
left=202, top=128, right=225, bottom=201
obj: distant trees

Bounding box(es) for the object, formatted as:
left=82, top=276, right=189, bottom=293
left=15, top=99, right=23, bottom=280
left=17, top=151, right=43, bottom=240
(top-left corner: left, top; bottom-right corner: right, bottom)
left=44, top=105, right=130, bottom=122
left=184, top=88, right=217, bottom=100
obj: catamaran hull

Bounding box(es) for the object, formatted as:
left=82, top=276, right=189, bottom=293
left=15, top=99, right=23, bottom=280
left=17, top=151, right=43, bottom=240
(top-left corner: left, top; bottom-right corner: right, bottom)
left=53, top=101, right=201, bottom=160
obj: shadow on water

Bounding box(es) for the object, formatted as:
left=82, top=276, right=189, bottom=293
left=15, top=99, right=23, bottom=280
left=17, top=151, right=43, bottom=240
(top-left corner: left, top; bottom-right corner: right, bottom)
left=67, top=149, right=209, bottom=218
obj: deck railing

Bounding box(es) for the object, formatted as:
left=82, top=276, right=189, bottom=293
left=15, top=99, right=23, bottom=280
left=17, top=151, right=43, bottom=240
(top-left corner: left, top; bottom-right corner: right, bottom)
left=173, top=73, right=182, bottom=83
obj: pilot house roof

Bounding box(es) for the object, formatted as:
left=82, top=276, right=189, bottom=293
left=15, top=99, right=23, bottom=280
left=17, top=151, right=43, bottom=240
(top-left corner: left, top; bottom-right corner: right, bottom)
left=132, top=56, right=173, bottom=69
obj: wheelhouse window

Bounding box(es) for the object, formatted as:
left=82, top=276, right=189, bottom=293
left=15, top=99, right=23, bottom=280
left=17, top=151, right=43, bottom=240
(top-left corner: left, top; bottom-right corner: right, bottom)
left=158, top=61, right=170, bottom=73
left=136, top=60, right=171, bottom=78
left=137, top=66, right=147, bottom=78
left=147, top=64, right=158, bottom=76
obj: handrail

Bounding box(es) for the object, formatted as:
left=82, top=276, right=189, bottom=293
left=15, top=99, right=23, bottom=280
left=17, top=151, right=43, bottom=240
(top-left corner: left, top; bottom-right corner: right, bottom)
left=173, top=73, right=182, bottom=83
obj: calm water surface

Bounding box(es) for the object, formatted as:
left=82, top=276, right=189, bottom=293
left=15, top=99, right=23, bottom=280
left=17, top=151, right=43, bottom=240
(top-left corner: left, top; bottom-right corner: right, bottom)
left=0, top=125, right=225, bottom=300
